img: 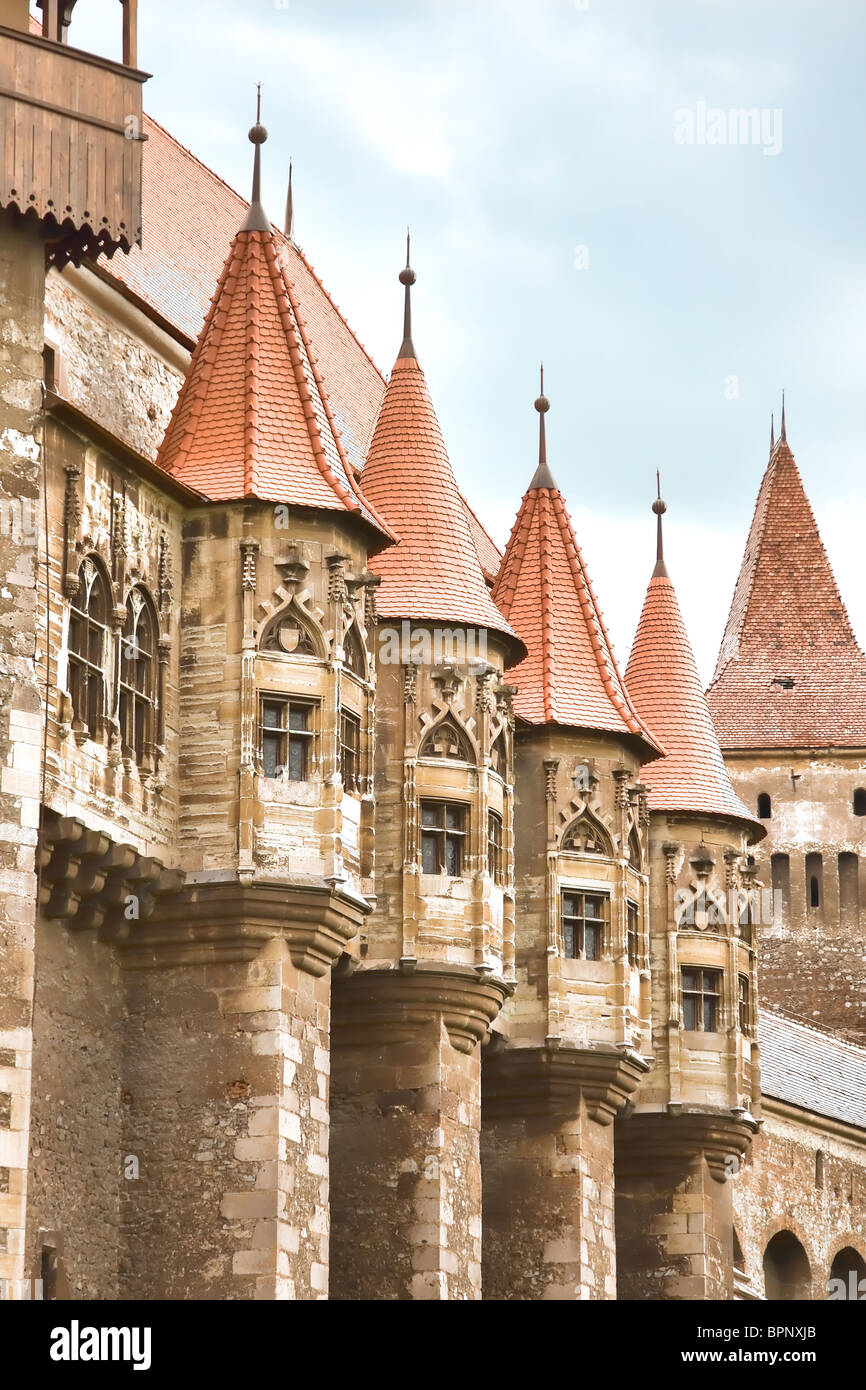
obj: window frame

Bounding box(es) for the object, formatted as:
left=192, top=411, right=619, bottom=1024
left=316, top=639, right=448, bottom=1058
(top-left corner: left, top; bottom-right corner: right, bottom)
left=339, top=707, right=361, bottom=793
left=68, top=557, right=110, bottom=739
left=487, top=809, right=504, bottom=884
left=738, top=973, right=751, bottom=1034
left=420, top=799, right=468, bottom=877
left=681, top=966, right=723, bottom=1033
left=259, top=694, right=317, bottom=781
left=118, top=585, right=159, bottom=768
left=561, top=889, right=608, bottom=961
left=627, top=899, right=639, bottom=967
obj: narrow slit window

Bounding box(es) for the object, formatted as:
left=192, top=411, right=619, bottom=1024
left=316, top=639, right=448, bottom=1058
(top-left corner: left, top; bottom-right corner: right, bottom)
left=68, top=558, right=110, bottom=738
left=757, top=792, right=771, bottom=819
left=627, top=900, right=639, bottom=966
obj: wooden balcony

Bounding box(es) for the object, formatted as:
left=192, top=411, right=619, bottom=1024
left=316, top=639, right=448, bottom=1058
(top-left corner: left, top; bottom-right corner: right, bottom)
left=0, top=24, right=148, bottom=267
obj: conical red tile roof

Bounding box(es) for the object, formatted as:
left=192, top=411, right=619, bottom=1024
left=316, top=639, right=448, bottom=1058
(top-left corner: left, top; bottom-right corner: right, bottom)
left=492, top=429, right=659, bottom=752
left=626, top=516, right=763, bottom=834
left=707, top=435, right=866, bottom=749
left=155, top=221, right=392, bottom=548
left=359, top=264, right=520, bottom=651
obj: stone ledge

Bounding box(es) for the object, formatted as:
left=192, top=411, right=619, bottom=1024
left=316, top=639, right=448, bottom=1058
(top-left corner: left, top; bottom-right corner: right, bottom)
left=615, top=1106, right=760, bottom=1182
left=482, top=1042, right=651, bottom=1124
left=119, top=877, right=370, bottom=977
left=332, top=962, right=511, bottom=1055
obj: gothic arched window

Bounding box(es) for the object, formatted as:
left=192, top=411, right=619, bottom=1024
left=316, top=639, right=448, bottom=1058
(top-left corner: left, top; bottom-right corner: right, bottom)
left=628, top=825, right=642, bottom=869
left=68, top=557, right=110, bottom=738
left=120, top=587, right=158, bottom=765
left=758, top=792, right=772, bottom=819
left=419, top=716, right=473, bottom=763
left=344, top=623, right=367, bottom=678
left=561, top=814, right=612, bottom=856
left=491, top=732, right=508, bottom=779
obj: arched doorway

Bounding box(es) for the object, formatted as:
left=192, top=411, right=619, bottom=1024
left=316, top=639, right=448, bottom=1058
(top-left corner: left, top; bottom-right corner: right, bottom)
left=763, top=1231, right=811, bottom=1300
left=828, top=1247, right=866, bottom=1300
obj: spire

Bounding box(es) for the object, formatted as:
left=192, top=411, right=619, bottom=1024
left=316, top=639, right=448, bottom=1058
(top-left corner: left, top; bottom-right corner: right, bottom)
left=626, top=503, right=763, bottom=835
left=155, top=118, right=393, bottom=550
left=359, top=248, right=521, bottom=650
left=398, top=230, right=416, bottom=360
left=528, top=364, right=558, bottom=490
left=770, top=412, right=775, bottom=455
left=652, top=471, right=668, bottom=578
left=707, top=428, right=866, bottom=749
left=284, top=158, right=294, bottom=242
left=492, top=446, right=660, bottom=753
left=241, top=85, right=270, bottom=233
left=779, top=389, right=787, bottom=444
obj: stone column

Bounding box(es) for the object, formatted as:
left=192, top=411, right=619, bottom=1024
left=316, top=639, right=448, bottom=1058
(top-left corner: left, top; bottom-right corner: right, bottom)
left=119, top=878, right=367, bottom=1300
left=0, top=211, right=45, bottom=1297
left=481, top=1044, right=648, bottom=1300
left=615, top=1111, right=756, bottom=1300
left=329, top=963, right=508, bottom=1300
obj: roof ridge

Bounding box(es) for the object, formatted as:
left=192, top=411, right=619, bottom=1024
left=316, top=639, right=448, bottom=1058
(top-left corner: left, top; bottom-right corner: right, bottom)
left=538, top=492, right=556, bottom=722
left=760, top=1004, right=866, bottom=1050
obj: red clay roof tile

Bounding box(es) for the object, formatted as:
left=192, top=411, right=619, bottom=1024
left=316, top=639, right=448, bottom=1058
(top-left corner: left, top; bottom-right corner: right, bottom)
left=360, top=343, right=520, bottom=650
left=707, top=437, right=866, bottom=749
left=493, top=466, right=660, bottom=753
left=626, top=540, right=763, bottom=833
left=155, top=218, right=393, bottom=546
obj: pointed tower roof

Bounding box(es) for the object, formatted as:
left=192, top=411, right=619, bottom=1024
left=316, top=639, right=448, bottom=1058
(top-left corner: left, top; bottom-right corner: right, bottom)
left=626, top=491, right=763, bottom=835
left=155, top=105, right=392, bottom=550
left=707, top=414, right=866, bottom=749
left=359, top=240, right=522, bottom=652
left=492, top=378, right=660, bottom=755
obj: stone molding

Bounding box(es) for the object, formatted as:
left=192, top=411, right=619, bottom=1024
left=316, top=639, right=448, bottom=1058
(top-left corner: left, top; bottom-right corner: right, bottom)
left=482, top=1041, right=651, bottom=1124
left=332, top=961, right=512, bottom=1054
left=615, top=1105, right=760, bottom=1182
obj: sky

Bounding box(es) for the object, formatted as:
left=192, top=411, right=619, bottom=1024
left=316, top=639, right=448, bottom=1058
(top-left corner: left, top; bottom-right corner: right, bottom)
left=69, top=0, right=866, bottom=682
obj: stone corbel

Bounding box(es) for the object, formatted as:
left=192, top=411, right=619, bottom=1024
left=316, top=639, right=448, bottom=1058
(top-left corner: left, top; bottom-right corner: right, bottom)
left=332, top=960, right=512, bottom=1055
left=483, top=1041, right=652, bottom=1124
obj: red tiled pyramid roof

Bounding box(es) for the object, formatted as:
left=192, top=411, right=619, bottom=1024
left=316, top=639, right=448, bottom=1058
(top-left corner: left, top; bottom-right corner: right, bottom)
left=154, top=214, right=392, bottom=546
left=707, top=436, right=866, bottom=749
left=360, top=325, right=520, bottom=648
left=492, top=448, right=659, bottom=751
left=626, top=528, right=763, bottom=834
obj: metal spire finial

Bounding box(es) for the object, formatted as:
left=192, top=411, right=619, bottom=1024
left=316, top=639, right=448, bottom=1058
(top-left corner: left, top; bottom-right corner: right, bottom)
left=528, top=362, right=558, bottom=490
left=284, top=158, right=294, bottom=242
left=780, top=390, right=787, bottom=444
left=398, top=228, right=416, bottom=358
left=770, top=412, right=775, bottom=455
left=241, top=84, right=270, bottom=233
left=652, top=470, right=669, bottom=577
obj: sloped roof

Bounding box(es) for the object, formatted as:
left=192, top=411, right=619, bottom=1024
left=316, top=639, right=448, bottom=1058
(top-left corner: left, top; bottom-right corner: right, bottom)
left=759, top=1009, right=866, bottom=1130
left=707, top=436, right=866, bottom=749
left=359, top=308, right=520, bottom=649
left=493, top=455, right=659, bottom=752
left=154, top=212, right=392, bottom=546
left=93, top=114, right=500, bottom=569
left=626, top=519, right=764, bottom=835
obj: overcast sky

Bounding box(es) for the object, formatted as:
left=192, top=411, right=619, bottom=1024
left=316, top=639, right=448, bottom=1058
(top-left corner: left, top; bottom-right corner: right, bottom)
left=71, top=0, right=866, bottom=682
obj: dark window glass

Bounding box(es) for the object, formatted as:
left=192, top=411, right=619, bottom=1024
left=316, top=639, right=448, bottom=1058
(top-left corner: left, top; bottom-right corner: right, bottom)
left=68, top=559, right=110, bottom=737
left=340, top=709, right=361, bottom=792
left=757, top=792, right=771, bottom=819
left=854, top=789, right=866, bottom=817
left=681, top=967, right=722, bottom=1032
left=561, top=892, right=608, bottom=961
left=488, top=811, right=504, bottom=883
left=259, top=697, right=314, bottom=780
left=627, top=901, right=639, bottom=966
left=420, top=801, right=467, bottom=876
left=119, top=587, right=158, bottom=766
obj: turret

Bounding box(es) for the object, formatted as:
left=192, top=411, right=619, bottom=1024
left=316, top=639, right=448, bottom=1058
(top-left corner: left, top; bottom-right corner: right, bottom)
left=329, top=240, right=522, bottom=1301
left=615, top=485, right=766, bottom=1301
left=480, top=376, right=662, bottom=1301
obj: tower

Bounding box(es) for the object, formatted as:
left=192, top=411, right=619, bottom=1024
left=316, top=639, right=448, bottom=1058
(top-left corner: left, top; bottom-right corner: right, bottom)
left=328, top=244, right=523, bottom=1300
left=616, top=489, right=765, bottom=1300
left=0, top=0, right=145, bottom=1298
left=480, top=380, right=661, bottom=1300
left=707, top=414, right=866, bottom=1041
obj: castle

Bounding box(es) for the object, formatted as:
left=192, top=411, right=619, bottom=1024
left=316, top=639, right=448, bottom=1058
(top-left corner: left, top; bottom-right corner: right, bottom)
left=1, top=3, right=865, bottom=1302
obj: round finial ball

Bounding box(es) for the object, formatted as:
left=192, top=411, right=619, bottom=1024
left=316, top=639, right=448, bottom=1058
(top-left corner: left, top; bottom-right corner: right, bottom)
left=248, top=123, right=268, bottom=145
left=399, top=265, right=416, bottom=287
left=535, top=393, right=550, bottom=414
left=652, top=497, right=667, bottom=516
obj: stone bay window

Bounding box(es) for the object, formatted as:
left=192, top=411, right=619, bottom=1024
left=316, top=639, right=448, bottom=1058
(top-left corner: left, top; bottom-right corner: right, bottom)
left=119, top=586, right=158, bottom=767
left=68, top=556, right=111, bottom=738
left=420, top=799, right=468, bottom=876
left=259, top=695, right=316, bottom=781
